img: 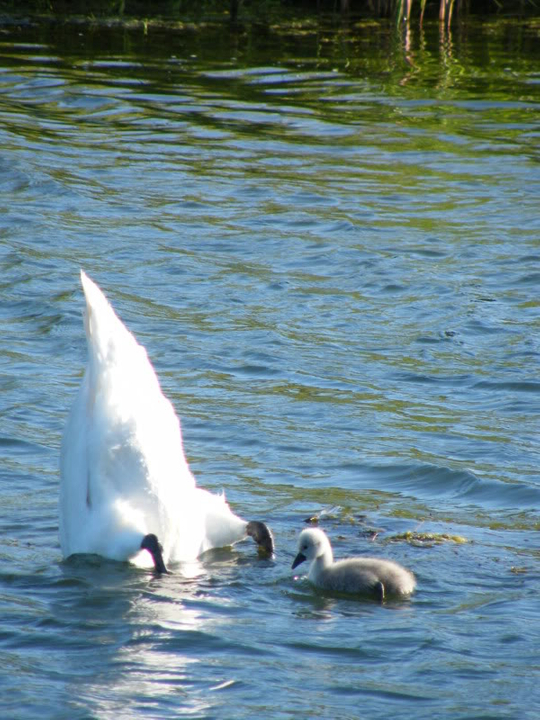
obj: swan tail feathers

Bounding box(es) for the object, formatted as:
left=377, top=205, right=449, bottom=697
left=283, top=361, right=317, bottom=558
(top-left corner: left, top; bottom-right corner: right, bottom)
left=80, top=270, right=142, bottom=369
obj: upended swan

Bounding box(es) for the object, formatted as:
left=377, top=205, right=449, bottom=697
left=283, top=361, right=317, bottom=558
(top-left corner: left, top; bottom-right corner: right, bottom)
left=59, top=271, right=273, bottom=573
left=292, top=528, right=415, bottom=600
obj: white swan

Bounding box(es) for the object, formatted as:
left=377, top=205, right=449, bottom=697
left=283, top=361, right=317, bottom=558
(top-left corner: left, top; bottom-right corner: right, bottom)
left=59, top=271, right=273, bottom=573
left=292, top=528, right=415, bottom=600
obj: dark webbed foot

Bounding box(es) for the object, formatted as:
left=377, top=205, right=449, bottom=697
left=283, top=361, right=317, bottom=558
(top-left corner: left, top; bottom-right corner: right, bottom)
left=246, top=521, right=274, bottom=557
left=374, top=580, right=385, bottom=602
left=140, top=533, right=169, bottom=574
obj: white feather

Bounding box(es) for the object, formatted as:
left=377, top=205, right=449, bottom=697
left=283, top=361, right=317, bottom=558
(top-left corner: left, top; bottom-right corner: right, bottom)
left=59, top=271, right=249, bottom=568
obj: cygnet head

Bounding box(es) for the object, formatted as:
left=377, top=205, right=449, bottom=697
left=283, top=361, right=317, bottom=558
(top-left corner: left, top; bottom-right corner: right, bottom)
left=246, top=521, right=274, bottom=556
left=140, top=533, right=169, bottom=574
left=292, top=528, right=332, bottom=569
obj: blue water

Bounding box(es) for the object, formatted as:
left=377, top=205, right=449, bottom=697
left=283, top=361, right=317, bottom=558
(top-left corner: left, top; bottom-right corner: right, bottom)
left=1, top=16, right=540, bottom=719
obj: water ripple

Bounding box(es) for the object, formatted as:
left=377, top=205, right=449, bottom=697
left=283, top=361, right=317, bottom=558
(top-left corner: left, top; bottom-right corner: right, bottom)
left=1, top=16, right=540, bottom=720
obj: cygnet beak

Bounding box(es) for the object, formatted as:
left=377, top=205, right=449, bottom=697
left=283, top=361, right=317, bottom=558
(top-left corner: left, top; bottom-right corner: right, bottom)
left=246, top=521, right=274, bottom=556
left=140, top=533, right=169, bottom=574
left=292, top=552, right=307, bottom=570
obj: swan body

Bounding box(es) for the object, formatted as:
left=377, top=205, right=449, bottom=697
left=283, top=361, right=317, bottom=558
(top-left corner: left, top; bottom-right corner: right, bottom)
left=60, top=271, right=273, bottom=571
left=292, top=528, right=415, bottom=600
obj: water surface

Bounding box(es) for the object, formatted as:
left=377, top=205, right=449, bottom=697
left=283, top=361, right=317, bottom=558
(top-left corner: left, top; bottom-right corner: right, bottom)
left=1, top=16, right=540, bottom=720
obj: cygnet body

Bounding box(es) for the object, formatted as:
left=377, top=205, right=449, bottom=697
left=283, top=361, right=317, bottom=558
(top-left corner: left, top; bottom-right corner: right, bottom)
left=59, top=271, right=273, bottom=573
left=292, top=528, right=415, bottom=600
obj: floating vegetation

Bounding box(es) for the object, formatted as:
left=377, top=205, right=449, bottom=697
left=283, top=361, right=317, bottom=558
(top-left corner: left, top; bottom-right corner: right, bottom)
left=302, top=508, right=471, bottom=548
left=304, top=506, right=344, bottom=525
left=388, top=530, right=468, bottom=547
left=510, top=566, right=528, bottom=575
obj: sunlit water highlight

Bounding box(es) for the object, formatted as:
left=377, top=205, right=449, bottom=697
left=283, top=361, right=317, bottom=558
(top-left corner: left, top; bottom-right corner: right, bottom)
left=0, top=16, right=539, bottom=720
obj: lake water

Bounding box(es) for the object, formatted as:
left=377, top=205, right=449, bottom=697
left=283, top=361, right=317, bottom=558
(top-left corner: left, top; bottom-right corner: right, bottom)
left=1, top=14, right=540, bottom=719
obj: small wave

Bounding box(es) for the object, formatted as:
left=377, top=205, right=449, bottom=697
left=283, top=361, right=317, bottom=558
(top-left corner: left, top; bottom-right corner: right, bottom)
left=339, top=461, right=540, bottom=510
left=473, top=380, right=540, bottom=394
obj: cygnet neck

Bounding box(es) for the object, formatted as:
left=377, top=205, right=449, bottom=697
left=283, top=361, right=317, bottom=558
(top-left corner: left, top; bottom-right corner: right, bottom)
left=316, top=539, right=334, bottom=568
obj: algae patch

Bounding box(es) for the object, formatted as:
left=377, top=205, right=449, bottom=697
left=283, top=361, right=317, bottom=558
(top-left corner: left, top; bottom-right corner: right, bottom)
left=388, top=530, right=469, bottom=547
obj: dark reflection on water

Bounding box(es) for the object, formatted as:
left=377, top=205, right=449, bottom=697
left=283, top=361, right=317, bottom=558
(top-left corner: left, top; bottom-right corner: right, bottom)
left=0, top=15, right=540, bottom=720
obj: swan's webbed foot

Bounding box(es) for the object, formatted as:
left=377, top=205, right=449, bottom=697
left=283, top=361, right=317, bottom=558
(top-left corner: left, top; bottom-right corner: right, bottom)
left=246, top=521, right=274, bottom=557
left=140, top=533, right=169, bottom=574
